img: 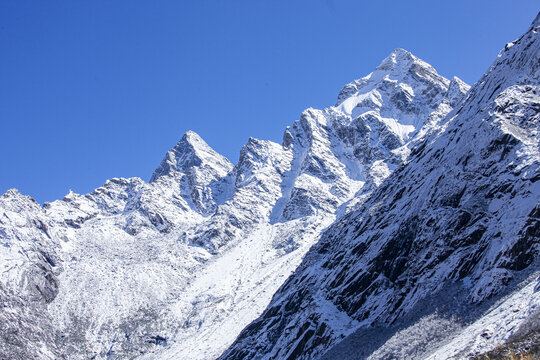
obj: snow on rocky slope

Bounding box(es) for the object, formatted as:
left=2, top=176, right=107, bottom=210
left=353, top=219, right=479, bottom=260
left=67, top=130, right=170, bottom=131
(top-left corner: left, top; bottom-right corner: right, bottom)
left=220, top=13, right=540, bottom=360
left=0, top=45, right=467, bottom=359
left=0, top=190, right=64, bottom=359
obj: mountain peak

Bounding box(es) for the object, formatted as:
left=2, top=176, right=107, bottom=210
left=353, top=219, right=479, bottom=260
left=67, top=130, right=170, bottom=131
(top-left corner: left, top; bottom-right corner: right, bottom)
left=334, top=49, right=454, bottom=140
left=392, top=47, right=412, bottom=55
left=150, top=131, right=232, bottom=182
left=176, top=130, right=208, bottom=152
left=0, top=188, right=40, bottom=211
left=337, top=49, right=451, bottom=107
left=376, top=48, right=416, bottom=71
left=375, top=48, right=447, bottom=84
left=220, top=17, right=540, bottom=360
left=182, top=129, right=202, bottom=142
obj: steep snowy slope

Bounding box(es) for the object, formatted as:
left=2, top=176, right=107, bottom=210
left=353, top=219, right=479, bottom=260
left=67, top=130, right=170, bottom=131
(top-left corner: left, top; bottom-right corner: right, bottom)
left=143, top=49, right=468, bottom=360
left=221, top=13, right=540, bottom=360
left=1, top=40, right=468, bottom=360
left=0, top=190, right=63, bottom=360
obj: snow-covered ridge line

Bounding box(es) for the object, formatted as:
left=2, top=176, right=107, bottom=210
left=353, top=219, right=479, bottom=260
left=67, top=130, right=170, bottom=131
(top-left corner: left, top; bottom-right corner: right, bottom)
left=220, top=13, right=540, bottom=360
left=0, top=45, right=471, bottom=359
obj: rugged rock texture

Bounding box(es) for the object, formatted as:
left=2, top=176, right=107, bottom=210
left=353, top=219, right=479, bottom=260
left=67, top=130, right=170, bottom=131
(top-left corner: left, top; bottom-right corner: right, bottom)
left=3, top=12, right=537, bottom=360
left=472, top=329, right=540, bottom=359
left=220, top=13, right=540, bottom=360
left=0, top=190, right=63, bottom=360
left=150, top=130, right=234, bottom=216
left=0, top=46, right=467, bottom=360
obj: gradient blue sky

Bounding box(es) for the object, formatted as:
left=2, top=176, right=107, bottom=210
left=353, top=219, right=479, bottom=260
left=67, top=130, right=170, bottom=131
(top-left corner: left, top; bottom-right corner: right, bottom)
left=1, top=1, right=538, bottom=203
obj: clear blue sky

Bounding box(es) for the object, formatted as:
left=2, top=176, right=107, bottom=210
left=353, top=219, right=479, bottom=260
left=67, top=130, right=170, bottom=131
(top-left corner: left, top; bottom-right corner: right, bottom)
left=1, top=1, right=538, bottom=203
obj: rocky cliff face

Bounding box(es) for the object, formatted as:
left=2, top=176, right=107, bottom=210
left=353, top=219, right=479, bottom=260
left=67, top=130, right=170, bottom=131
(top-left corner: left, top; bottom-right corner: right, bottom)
left=4, top=13, right=537, bottom=360
left=0, top=45, right=467, bottom=360
left=220, top=14, right=540, bottom=360
left=0, top=190, right=63, bottom=360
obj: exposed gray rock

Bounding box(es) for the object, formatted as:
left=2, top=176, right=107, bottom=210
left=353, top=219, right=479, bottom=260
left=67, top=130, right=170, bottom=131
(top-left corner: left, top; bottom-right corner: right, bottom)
left=220, top=13, right=540, bottom=360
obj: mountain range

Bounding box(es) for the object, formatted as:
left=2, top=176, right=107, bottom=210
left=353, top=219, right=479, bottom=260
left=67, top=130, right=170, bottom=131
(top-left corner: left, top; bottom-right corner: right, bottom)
left=1, top=12, right=538, bottom=360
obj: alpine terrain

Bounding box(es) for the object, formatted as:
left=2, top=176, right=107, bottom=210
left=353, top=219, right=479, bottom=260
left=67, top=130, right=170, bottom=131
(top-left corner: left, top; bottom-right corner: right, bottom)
left=1, top=12, right=539, bottom=360
left=221, top=13, right=540, bottom=360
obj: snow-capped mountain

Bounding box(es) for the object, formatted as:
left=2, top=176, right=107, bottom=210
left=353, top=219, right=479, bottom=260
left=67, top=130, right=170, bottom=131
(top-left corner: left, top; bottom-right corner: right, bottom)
left=3, top=12, right=538, bottom=360
left=0, top=44, right=468, bottom=359
left=220, top=14, right=540, bottom=360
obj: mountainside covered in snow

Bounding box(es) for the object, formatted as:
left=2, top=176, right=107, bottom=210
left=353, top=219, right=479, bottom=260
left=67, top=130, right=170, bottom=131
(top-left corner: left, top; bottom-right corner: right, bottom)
left=1, top=13, right=538, bottom=360
left=220, top=14, right=540, bottom=360
left=0, top=46, right=468, bottom=359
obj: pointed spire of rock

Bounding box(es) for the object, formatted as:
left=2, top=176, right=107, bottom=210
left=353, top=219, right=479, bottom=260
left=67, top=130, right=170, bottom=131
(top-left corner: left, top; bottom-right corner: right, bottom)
left=445, top=76, right=471, bottom=107
left=337, top=48, right=451, bottom=108
left=149, top=131, right=233, bottom=215
left=375, top=48, right=417, bottom=71
left=150, top=131, right=232, bottom=182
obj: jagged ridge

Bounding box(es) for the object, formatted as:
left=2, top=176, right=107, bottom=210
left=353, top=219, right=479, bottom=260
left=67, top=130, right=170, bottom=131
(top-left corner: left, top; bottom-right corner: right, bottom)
left=220, top=13, right=540, bottom=360
left=0, top=34, right=485, bottom=360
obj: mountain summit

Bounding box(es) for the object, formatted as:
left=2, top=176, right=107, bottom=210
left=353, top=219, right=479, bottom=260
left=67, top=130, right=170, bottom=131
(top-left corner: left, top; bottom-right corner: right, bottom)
left=150, top=130, right=233, bottom=215
left=0, top=47, right=467, bottom=359
left=0, top=48, right=469, bottom=360
left=1, top=13, right=538, bottom=360
left=221, top=13, right=540, bottom=360
left=150, top=130, right=232, bottom=182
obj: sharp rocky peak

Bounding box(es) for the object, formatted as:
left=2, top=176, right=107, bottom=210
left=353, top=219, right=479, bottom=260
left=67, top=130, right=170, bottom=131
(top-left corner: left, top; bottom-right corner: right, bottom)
left=376, top=48, right=418, bottom=71
left=220, top=14, right=540, bottom=360
left=0, top=188, right=41, bottom=211
left=150, top=130, right=233, bottom=182
left=447, top=76, right=470, bottom=97
left=375, top=48, right=448, bottom=84
left=331, top=49, right=466, bottom=152
left=5, top=15, right=527, bottom=360
left=338, top=49, right=443, bottom=102
left=335, top=48, right=454, bottom=132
